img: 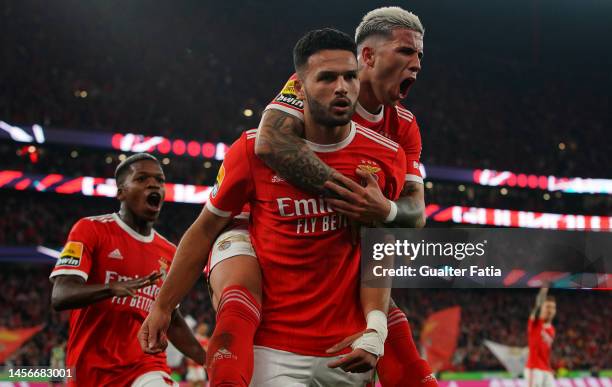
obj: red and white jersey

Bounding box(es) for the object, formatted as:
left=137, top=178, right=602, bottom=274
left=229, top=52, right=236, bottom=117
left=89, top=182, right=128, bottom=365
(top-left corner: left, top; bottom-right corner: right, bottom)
left=526, top=318, right=555, bottom=371
left=49, top=213, right=176, bottom=387
left=267, top=73, right=423, bottom=183
left=206, top=124, right=405, bottom=356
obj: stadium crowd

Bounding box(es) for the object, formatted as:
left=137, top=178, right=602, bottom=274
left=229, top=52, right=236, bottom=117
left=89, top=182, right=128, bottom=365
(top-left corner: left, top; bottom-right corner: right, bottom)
left=2, top=1, right=610, bottom=178
left=2, top=265, right=609, bottom=373
left=1, top=0, right=610, bottom=378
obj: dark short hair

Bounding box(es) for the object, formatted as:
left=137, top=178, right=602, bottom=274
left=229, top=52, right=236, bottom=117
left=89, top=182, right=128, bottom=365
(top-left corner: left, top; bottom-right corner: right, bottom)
left=545, top=296, right=556, bottom=303
left=114, top=153, right=160, bottom=186
left=293, top=28, right=357, bottom=73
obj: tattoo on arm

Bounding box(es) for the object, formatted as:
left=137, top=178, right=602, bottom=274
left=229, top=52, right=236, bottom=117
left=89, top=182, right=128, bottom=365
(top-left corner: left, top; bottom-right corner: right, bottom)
left=255, top=110, right=333, bottom=194
left=391, top=182, right=426, bottom=228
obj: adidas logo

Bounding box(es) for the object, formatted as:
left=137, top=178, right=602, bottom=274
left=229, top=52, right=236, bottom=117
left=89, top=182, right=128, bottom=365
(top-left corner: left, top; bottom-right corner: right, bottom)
left=271, top=175, right=285, bottom=183
left=107, top=248, right=123, bottom=259
left=213, top=348, right=237, bottom=361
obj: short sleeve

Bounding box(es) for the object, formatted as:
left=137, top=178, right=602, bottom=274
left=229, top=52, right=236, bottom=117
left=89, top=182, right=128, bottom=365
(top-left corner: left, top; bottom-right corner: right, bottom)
left=527, top=317, right=541, bottom=334
left=263, top=73, right=304, bottom=121
left=386, top=147, right=407, bottom=201
left=206, top=134, right=253, bottom=217
left=49, top=219, right=97, bottom=281
left=397, top=117, right=423, bottom=184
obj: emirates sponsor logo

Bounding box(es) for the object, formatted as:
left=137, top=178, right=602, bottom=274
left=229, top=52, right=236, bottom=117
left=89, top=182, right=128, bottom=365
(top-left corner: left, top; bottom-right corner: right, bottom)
left=276, top=196, right=348, bottom=234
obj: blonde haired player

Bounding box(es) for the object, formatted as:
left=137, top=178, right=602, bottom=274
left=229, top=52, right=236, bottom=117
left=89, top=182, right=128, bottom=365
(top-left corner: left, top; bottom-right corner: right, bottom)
left=525, top=287, right=557, bottom=387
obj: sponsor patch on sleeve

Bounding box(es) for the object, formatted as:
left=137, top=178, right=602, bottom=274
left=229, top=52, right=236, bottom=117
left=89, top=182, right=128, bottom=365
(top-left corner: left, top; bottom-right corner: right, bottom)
left=211, top=164, right=225, bottom=198
left=57, top=241, right=83, bottom=267
left=273, top=78, right=304, bottom=109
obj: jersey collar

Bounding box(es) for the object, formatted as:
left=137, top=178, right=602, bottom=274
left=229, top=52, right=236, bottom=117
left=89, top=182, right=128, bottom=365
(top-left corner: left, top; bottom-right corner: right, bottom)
left=112, top=213, right=155, bottom=243
left=305, top=121, right=356, bottom=153
left=355, top=102, right=384, bottom=124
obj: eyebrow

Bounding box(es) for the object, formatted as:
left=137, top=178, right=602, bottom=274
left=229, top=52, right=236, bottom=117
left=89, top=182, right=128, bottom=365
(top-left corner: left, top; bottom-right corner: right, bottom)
left=134, top=171, right=165, bottom=177
left=397, top=46, right=424, bottom=58
left=317, top=70, right=358, bottom=77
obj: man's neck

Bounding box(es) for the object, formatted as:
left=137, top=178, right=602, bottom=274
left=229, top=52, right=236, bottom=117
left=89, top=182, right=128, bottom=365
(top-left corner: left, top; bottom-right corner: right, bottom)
left=118, top=206, right=153, bottom=236
left=358, top=79, right=384, bottom=115
left=303, top=112, right=351, bottom=145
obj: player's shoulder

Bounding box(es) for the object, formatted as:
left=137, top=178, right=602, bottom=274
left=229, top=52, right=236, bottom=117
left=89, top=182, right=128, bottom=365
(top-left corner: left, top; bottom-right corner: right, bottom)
left=154, top=231, right=177, bottom=252
left=353, top=122, right=402, bottom=154
left=224, top=130, right=258, bottom=163
left=389, top=103, right=417, bottom=127
left=75, top=213, right=116, bottom=229
left=83, top=213, right=115, bottom=223
left=245, top=128, right=258, bottom=142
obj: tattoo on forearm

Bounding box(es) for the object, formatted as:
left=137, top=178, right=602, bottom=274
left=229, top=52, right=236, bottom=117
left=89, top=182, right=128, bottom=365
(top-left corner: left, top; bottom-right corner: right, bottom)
left=392, top=182, right=426, bottom=228
left=257, top=111, right=333, bottom=194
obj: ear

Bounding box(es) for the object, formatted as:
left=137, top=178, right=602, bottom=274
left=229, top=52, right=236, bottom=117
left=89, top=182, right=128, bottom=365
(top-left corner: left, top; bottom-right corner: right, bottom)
left=116, top=185, right=125, bottom=201
left=361, top=46, right=375, bottom=68
left=294, top=77, right=305, bottom=100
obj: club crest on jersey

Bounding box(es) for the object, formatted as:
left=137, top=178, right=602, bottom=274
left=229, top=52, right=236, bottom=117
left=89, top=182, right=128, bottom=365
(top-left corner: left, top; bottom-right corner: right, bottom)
left=211, top=164, right=225, bottom=198
left=358, top=161, right=381, bottom=182
left=158, top=258, right=169, bottom=280
left=57, top=241, right=83, bottom=267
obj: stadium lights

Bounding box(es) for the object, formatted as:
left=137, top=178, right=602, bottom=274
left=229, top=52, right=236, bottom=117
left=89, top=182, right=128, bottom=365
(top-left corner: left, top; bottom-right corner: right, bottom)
left=2, top=169, right=610, bottom=231
left=2, top=121, right=612, bottom=194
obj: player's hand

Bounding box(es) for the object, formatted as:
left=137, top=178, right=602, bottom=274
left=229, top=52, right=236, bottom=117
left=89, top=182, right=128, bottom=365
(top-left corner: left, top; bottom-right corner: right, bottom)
left=109, top=271, right=162, bottom=297
left=324, top=169, right=390, bottom=224
left=138, top=304, right=171, bottom=354
left=326, top=330, right=378, bottom=373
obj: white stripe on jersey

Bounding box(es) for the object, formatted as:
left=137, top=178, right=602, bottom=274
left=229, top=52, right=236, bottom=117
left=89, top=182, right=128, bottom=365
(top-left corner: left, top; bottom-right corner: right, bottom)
left=395, top=105, right=414, bottom=118
left=356, top=130, right=399, bottom=152
left=357, top=130, right=398, bottom=152
left=405, top=174, right=424, bottom=184
left=85, top=214, right=115, bottom=223
left=264, top=103, right=304, bottom=120
left=205, top=201, right=232, bottom=217
left=49, top=268, right=89, bottom=281
left=355, top=125, right=399, bottom=150
left=355, top=124, right=399, bottom=148
left=396, top=111, right=414, bottom=123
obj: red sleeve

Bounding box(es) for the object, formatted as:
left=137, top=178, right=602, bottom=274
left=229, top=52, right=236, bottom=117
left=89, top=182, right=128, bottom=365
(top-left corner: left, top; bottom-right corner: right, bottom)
left=528, top=317, right=541, bottom=334
left=397, top=116, right=423, bottom=184
left=263, top=73, right=304, bottom=121
left=205, top=133, right=253, bottom=217
left=49, top=219, right=97, bottom=281
left=386, top=148, right=407, bottom=201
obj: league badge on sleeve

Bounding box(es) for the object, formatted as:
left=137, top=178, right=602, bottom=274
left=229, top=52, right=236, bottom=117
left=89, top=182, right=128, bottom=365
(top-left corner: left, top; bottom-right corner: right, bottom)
left=211, top=164, right=225, bottom=198
left=57, top=241, right=83, bottom=267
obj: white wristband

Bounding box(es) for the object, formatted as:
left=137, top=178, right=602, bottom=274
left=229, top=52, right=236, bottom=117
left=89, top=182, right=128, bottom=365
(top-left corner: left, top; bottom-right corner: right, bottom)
left=384, top=200, right=397, bottom=223
left=352, top=310, right=388, bottom=357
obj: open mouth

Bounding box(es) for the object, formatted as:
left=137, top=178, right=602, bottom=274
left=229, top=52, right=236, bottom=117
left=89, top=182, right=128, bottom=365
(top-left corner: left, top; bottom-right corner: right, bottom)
left=399, top=77, right=415, bottom=98
left=331, top=98, right=350, bottom=108
left=146, top=192, right=162, bottom=208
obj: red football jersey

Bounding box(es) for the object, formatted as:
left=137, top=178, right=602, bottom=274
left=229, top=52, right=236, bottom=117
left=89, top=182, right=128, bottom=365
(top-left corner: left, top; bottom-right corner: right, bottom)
left=49, top=213, right=176, bottom=387
left=206, top=124, right=406, bottom=356
left=267, top=73, right=423, bottom=183
left=526, top=318, right=555, bottom=371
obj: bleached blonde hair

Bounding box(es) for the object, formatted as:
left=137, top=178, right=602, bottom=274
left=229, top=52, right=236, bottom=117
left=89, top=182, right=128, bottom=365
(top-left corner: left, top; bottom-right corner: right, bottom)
left=355, top=6, right=424, bottom=46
